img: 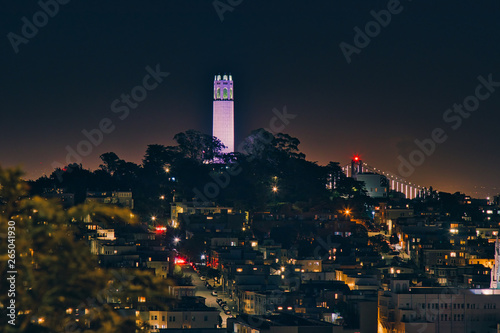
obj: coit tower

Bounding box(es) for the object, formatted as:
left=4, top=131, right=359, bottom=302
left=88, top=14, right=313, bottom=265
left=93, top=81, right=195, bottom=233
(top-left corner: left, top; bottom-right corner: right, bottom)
left=213, top=74, right=234, bottom=154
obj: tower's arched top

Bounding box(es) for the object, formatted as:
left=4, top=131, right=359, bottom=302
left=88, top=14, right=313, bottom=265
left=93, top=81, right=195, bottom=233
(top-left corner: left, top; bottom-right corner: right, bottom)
left=213, top=74, right=234, bottom=101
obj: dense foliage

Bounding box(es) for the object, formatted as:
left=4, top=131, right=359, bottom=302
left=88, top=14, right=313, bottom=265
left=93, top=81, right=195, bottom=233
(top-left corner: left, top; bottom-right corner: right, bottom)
left=29, top=129, right=369, bottom=218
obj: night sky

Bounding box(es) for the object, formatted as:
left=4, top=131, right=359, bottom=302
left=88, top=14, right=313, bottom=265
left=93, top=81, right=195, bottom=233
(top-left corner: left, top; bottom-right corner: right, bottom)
left=2, top=1, right=500, bottom=198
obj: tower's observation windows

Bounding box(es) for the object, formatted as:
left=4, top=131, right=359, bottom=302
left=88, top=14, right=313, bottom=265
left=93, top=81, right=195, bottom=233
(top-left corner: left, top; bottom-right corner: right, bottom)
left=223, top=88, right=228, bottom=99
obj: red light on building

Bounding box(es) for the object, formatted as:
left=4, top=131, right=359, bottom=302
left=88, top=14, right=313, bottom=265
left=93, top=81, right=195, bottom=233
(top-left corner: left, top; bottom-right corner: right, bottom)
left=353, top=155, right=360, bottom=161
left=175, top=257, right=186, bottom=265
left=155, top=226, right=167, bottom=233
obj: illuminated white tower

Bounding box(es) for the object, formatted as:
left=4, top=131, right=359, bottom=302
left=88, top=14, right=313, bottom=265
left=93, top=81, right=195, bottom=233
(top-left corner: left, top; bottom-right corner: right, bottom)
left=213, top=74, right=234, bottom=154
left=491, top=237, right=500, bottom=289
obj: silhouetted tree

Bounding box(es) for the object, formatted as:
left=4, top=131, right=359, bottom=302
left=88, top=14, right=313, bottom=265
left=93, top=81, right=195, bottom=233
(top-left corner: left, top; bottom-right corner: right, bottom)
left=173, top=130, right=225, bottom=162
left=99, top=152, right=122, bottom=175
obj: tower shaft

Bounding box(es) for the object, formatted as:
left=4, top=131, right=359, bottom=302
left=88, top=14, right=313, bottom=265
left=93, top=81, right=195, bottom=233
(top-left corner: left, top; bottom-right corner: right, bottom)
left=213, top=74, right=234, bottom=154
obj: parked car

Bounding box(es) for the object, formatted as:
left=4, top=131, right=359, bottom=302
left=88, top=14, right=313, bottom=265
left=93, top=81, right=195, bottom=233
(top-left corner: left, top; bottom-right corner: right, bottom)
left=224, top=310, right=231, bottom=315
left=200, top=276, right=206, bottom=281
left=222, top=305, right=229, bottom=311
left=211, top=291, right=218, bottom=296
left=216, top=298, right=222, bottom=304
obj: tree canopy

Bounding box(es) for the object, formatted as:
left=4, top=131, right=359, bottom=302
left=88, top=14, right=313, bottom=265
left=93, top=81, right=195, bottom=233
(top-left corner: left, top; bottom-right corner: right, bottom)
left=28, top=129, right=371, bottom=217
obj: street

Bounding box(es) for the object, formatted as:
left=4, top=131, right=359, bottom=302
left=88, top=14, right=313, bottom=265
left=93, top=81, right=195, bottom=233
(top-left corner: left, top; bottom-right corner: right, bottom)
left=182, top=266, right=235, bottom=328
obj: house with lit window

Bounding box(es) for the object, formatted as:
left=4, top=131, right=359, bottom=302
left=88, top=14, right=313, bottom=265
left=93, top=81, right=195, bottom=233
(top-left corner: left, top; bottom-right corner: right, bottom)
left=378, top=279, right=500, bottom=333
left=139, top=298, right=220, bottom=332
left=86, top=191, right=134, bottom=209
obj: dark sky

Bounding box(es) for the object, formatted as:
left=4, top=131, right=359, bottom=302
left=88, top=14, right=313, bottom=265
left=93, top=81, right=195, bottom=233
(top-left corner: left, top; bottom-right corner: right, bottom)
left=2, top=1, right=500, bottom=198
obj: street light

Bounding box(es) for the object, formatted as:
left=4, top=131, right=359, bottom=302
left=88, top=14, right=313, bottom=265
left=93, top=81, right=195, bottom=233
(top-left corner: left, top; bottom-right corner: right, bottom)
left=151, top=216, right=156, bottom=222
left=272, top=186, right=278, bottom=193
left=160, top=195, right=165, bottom=200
